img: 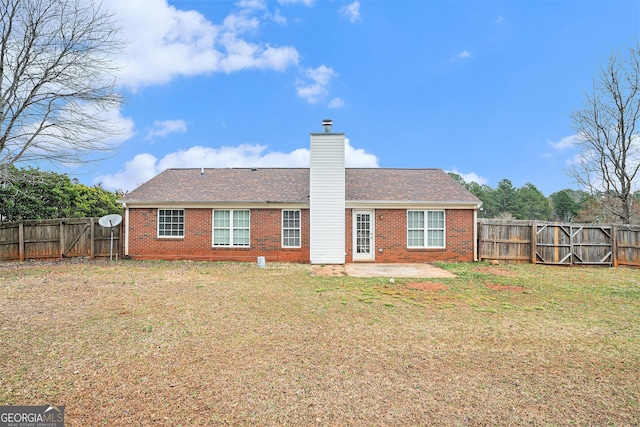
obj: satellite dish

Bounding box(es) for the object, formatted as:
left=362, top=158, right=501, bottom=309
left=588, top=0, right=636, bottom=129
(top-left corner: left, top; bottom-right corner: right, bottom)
left=98, top=214, right=122, bottom=228
left=98, top=214, right=122, bottom=261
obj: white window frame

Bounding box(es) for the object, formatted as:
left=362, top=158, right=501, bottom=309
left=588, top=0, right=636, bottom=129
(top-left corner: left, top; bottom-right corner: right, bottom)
left=407, top=210, right=446, bottom=249
left=212, top=210, right=251, bottom=247
left=157, top=208, right=184, bottom=238
left=282, top=210, right=301, bottom=248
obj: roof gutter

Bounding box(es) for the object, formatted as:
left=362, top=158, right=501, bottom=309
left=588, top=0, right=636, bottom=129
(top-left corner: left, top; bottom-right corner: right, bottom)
left=120, top=200, right=309, bottom=207
left=347, top=200, right=483, bottom=209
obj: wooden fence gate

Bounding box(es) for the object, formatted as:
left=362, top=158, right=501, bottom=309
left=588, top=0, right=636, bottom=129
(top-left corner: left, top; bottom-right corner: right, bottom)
left=533, top=223, right=613, bottom=266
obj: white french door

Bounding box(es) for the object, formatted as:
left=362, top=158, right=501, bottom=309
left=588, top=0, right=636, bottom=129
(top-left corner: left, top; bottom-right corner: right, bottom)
left=353, top=210, right=375, bottom=261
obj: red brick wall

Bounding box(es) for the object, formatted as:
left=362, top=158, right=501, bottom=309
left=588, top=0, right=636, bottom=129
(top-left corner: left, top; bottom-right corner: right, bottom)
left=345, top=209, right=475, bottom=263
left=126, top=207, right=475, bottom=263
left=126, top=208, right=310, bottom=262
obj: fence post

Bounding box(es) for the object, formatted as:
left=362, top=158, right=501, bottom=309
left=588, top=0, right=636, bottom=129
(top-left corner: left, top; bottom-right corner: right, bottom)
left=90, top=218, right=95, bottom=260
left=18, top=222, right=25, bottom=262
left=477, top=219, right=483, bottom=262
left=611, top=225, right=618, bottom=268
left=59, top=221, right=65, bottom=258
left=530, top=221, right=537, bottom=265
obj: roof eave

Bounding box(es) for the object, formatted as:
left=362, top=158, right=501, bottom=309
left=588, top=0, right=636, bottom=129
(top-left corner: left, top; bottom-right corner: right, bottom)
left=119, top=200, right=310, bottom=208
left=347, top=200, right=482, bottom=209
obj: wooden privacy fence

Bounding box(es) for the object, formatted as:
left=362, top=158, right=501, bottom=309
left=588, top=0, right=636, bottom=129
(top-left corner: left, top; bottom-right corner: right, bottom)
left=478, top=220, right=640, bottom=268
left=0, top=218, right=121, bottom=261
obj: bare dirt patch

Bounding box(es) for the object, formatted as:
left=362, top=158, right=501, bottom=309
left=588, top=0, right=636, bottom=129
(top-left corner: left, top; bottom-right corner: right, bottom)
left=311, top=264, right=347, bottom=276
left=406, top=282, right=448, bottom=291
left=475, top=266, right=518, bottom=277
left=486, top=283, right=528, bottom=292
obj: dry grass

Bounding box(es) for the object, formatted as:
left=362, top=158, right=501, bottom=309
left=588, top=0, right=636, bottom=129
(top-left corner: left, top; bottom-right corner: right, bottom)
left=0, top=260, right=639, bottom=426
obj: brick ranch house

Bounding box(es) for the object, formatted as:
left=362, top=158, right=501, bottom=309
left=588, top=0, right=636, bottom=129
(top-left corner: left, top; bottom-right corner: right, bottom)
left=120, top=120, right=482, bottom=264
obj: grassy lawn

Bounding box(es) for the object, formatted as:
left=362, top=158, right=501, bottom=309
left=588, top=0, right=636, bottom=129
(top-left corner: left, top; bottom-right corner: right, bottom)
left=0, top=260, right=638, bottom=426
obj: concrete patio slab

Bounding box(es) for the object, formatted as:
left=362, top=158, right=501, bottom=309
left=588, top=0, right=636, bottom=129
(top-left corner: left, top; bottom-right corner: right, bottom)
left=311, top=263, right=456, bottom=278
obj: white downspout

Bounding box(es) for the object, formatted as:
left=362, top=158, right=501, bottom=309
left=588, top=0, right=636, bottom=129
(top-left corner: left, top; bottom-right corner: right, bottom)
left=473, top=208, right=478, bottom=262
left=123, top=202, right=129, bottom=257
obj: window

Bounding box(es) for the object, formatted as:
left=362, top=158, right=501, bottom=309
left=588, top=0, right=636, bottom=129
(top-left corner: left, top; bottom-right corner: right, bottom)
left=282, top=210, right=301, bottom=248
left=213, top=210, right=250, bottom=247
left=407, top=210, right=445, bottom=248
left=158, top=209, right=184, bottom=237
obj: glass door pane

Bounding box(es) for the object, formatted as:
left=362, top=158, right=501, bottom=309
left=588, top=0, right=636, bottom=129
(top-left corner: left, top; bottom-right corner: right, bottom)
left=356, top=213, right=371, bottom=254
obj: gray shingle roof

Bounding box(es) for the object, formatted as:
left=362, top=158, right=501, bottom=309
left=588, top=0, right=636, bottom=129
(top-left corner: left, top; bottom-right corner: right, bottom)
left=121, top=168, right=481, bottom=205
left=345, top=169, right=479, bottom=202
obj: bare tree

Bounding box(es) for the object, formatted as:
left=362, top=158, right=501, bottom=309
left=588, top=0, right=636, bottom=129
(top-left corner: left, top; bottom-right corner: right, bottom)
left=0, top=0, right=123, bottom=181
left=569, top=42, right=640, bottom=224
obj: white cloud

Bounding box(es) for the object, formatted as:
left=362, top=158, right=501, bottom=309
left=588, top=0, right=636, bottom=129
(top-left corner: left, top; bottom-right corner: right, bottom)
left=102, top=107, right=136, bottom=147
left=98, top=153, right=159, bottom=191
left=565, top=152, right=586, bottom=167
left=97, top=140, right=378, bottom=191
left=447, top=169, right=488, bottom=186
left=459, top=51, right=472, bottom=58
left=220, top=42, right=299, bottom=72
left=271, top=9, right=288, bottom=25
left=339, top=2, right=361, bottom=23
left=110, top=0, right=300, bottom=89
left=296, top=65, right=336, bottom=104
left=278, top=0, right=314, bottom=6
left=345, top=138, right=378, bottom=167
left=157, top=144, right=309, bottom=170
left=549, top=134, right=580, bottom=150
left=145, top=120, right=187, bottom=140
left=452, top=50, right=472, bottom=61
left=112, top=0, right=219, bottom=87
left=328, top=97, right=344, bottom=108
left=236, top=0, right=267, bottom=11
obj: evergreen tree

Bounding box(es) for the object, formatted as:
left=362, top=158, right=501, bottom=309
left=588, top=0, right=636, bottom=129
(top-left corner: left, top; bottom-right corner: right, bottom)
left=0, top=167, right=121, bottom=222
left=493, top=179, right=519, bottom=217
left=447, top=172, right=466, bottom=187
left=516, top=183, right=552, bottom=220
left=550, top=190, right=581, bottom=221
left=464, top=181, right=496, bottom=218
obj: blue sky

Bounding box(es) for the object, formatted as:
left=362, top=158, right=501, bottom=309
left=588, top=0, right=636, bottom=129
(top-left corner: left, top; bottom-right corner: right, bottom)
left=85, top=0, right=639, bottom=196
